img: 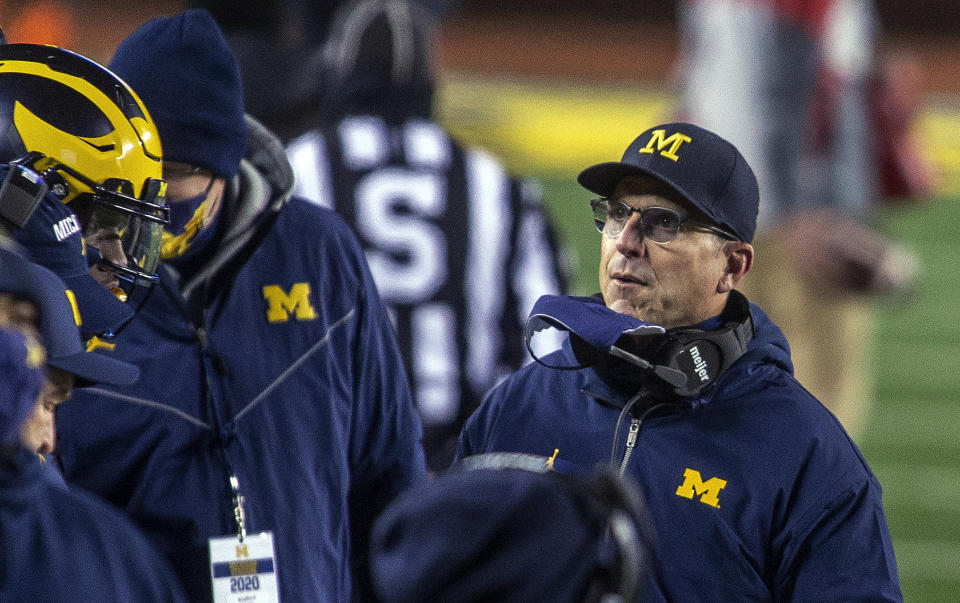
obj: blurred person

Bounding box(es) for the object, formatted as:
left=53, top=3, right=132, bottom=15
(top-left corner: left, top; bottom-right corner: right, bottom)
left=0, top=252, right=140, bottom=459
left=284, top=0, right=569, bottom=471
left=0, top=238, right=139, bottom=486
left=0, top=244, right=187, bottom=601
left=190, top=0, right=459, bottom=142
left=185, top=0, right=341, bottom=143
left=458, top=123, right=901, bottom=600
left=674, top=0, right=925, bottom=438
left=0, top=42, right=169, bottom=340
left=54, top=10, right=426, bottom=602
left=17, top=365, right=70, bottom=457
left=371, top=453, right=654, bottom=603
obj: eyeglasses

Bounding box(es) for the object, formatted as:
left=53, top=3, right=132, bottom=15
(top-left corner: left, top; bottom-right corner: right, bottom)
left=162, top=163, right=211, bottom=180
left=590, top=198, right=738, bottom=243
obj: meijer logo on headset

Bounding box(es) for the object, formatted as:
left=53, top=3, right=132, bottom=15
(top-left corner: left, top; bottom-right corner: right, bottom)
left=689, top=345, right=710, bottom=382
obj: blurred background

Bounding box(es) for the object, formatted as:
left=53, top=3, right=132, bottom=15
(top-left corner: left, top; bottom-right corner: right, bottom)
left=2, top=1, right=958, bottom=599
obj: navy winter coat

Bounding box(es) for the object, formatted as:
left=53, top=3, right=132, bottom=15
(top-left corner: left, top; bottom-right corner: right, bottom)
left=458, top=298, right=901, bottom=601
left=0, top=447, right=188, bottom=601
left=56, top=118, right=426, bottom=601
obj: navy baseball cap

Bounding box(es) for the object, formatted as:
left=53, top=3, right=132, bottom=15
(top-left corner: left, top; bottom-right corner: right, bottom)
left=0, top=246, right=140, bottom=386
left=578, top=122, right=759, bottom=243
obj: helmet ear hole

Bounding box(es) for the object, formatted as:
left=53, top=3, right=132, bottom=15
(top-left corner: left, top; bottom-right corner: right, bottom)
left=41, top=169, right=71, bottom=201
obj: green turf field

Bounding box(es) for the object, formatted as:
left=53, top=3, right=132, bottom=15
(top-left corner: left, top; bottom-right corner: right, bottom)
left=439, top=74, right=960, bottom=601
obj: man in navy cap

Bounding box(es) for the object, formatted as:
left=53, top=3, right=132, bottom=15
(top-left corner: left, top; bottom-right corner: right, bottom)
left=0, top=242, right=140, bottom=458
left=0, top=243, right=187, bottom=601
left=458, top=123, right=901, bottom=600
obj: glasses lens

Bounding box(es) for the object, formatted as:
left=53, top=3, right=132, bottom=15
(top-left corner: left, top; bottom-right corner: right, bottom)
left=641, top=207, right=683, bottom=243
left=590, top=199, right=607, bottom=233
left=592, top=199, right=633, bottom=236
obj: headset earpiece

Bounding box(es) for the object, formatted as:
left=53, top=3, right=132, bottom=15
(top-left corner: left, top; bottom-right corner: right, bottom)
left=660, top=290, right=754, bottom=396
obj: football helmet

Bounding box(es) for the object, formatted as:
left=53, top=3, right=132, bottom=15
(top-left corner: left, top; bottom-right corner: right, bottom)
left=0, top=43, right=168, bottom=288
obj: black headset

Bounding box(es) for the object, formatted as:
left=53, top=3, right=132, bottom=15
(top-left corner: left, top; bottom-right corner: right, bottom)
left=456, top=453, right=651, bottom=602
left=566, top=290, right=754, bottom=398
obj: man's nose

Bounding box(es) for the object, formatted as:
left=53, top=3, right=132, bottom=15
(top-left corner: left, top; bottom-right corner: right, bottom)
left=37, top=413, right=56, bottom=455
left=616, top=215, right=648, bottom=255
left=99, top=238, right=128, bottom=265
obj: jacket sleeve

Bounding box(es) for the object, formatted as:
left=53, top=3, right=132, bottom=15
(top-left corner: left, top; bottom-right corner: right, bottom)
left=774, top=474, right=902, bottom=601
left=342, top=226, right=427, bottom=599
left=455, top=377, right=513, bottom=462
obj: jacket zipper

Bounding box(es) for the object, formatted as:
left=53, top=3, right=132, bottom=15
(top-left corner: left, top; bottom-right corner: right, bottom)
left=618, top=418, right=641, bottom=477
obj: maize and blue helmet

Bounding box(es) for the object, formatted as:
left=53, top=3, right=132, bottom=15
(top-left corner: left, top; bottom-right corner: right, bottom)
left=0, top=43, right=168, bottom=287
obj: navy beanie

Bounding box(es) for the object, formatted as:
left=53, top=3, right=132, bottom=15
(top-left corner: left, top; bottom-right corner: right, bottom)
left=371, top=466, right=652, bottom=602
left=109, top=9, right=246, bottom=177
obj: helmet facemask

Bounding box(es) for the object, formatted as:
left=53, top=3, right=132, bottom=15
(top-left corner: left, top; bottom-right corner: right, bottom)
left=56, top=166, right=168, bottom=292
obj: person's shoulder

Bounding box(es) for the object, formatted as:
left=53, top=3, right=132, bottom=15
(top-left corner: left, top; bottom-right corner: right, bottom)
left=21, top=476, right=159, bottom=560
left=266, top=196, right=373, bottom=288
left=276, top=195, right=359, bottom=242
left=282, top=193, right=345, bottom=220
left=31, top=481, right=187, bottom=598
left=719, top=368, right=875, bottom=478
left=721, top=361, right=849, bottom=432
left=486, top=358, right=581, bottom=411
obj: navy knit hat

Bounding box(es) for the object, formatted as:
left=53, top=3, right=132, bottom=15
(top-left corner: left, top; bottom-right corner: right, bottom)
left=578, top=122, right=759, bottom=243
left=109, top=9, right=246, bottom=177
left=371, top=461, right=653, bottom=602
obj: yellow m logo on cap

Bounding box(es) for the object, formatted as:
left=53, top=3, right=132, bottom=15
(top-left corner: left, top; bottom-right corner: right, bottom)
left=675, top=467, right=727, bottom=508
left=638, top=129, right=692, bottom=162
left=65, top=289, right=82, bottom=326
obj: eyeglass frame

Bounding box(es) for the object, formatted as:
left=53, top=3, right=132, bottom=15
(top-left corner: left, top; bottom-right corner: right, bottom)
left=589, top=197, right=739, bottom=243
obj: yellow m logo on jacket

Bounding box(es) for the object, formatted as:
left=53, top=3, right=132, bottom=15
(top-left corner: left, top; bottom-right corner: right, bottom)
left=675, top=468, right=727, bottom=508
left=262, top=283, right=318, bottom=323
left=638, top=129, right=692, bottom=162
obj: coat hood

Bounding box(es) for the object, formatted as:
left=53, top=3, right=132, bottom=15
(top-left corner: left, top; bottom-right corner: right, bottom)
left=538, top=293, right=794, bottom=410
left=177, top=114, right=294, bottom=302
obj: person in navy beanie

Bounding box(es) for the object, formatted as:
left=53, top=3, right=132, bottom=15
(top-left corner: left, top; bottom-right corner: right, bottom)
left=55, top=9, right=426, bottom=602
left=371, top=457, right=654, bottom=602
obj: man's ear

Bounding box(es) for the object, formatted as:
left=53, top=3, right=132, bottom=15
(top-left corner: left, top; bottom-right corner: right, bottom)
left=717, top=242, right=754, bottom=293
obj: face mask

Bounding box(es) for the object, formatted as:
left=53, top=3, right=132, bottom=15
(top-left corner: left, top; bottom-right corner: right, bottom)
left=160, top=189, right=209, bottom=260
left=167, top=190, right=208, bottom=235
